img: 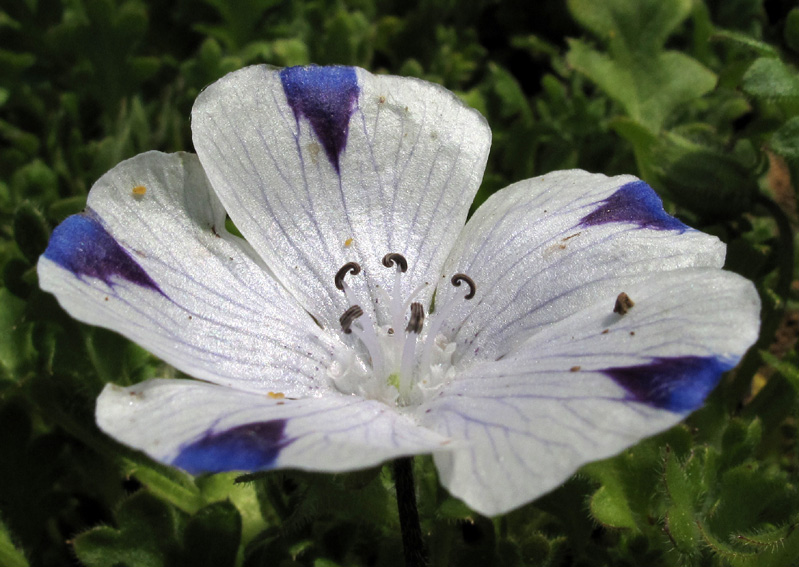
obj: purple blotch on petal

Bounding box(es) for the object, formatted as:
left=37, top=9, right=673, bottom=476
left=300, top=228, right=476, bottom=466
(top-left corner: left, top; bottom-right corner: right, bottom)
left=172, top=419, right=290, bottom=474
left=602, top=356, right=734, bottom=413
left=279, top=65, right=359, bottom=173
left=579, top=181, right=689, bottom=232
left=43, top=210, right=163, bottom=294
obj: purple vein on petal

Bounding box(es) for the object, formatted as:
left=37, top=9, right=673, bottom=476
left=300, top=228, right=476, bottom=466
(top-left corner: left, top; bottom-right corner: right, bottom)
left=43, top=209, right=164, bottom=295
left=172, top=419, right=292, bottom=474
left=579, top=180, right=689, bottom=232
left=601, top=355, right=735, bottom=413
left=279, top=65, right=359, bottom=174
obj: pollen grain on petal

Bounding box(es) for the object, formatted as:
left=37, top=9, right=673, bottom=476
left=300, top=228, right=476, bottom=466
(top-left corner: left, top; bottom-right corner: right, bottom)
left=614, top=292, right=634, bottom=315
left=131, top=185, right=147, bottom=197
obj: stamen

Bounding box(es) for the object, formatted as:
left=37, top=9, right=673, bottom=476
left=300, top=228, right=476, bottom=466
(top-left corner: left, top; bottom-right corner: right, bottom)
left=382, top=253, right=408, bottom=272
left=339, top=305, right=364, bottom=334
left=419, top=272, right=476, bottom=373
left=335, top=262, right=361, bottom=291
left=398, top=302, right=425, bottom=401
left=406, top=302, right=425, bottom=334
left=402, top=281, right=430, bottom=314
left=383, top=252, right=408, bottom=353
left=451, top=273, right=476, bottom=300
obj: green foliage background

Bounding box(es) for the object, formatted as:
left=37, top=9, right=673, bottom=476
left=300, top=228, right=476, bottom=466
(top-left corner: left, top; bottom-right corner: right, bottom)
left=2, top=0, right=799, bottom=565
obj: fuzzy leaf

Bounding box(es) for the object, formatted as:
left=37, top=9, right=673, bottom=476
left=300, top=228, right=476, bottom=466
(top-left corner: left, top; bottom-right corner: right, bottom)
left=712, top=29, right=780, bottom=57
left=650, top=131, right=756, bottom=217
left=73, top=491, right=184, bottom=567
left=567, top=41, right=716, bottom=132
left=13, top=202, right=49, bottom=265
left=663, top=448, right=701, bottom=554
left=770, top=116, right=799, bottom=167
left=0, top=289, right=33, bottom=381
left=0, top=518, right=28, bottom=567
left=567, top=0, right=692, bottom=53
left=183, top=501, right=242, bottom=567
left=742, top=57, right=799, bottom=101
left=589, top=485, right=637, bottom=530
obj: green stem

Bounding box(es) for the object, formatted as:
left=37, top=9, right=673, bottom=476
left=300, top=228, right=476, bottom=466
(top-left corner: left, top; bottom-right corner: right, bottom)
left=393, top=457, right=428, bottom=567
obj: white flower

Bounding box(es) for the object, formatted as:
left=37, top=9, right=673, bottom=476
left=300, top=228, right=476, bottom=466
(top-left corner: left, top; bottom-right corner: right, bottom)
left=37, top=65, right=760, bottom=516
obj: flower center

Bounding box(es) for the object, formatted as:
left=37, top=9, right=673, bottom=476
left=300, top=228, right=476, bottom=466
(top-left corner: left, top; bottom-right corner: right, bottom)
left=326, top=253, right=475, bottom=407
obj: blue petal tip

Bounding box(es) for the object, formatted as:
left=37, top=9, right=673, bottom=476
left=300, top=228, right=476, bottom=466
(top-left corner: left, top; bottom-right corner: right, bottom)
left=172, top=419, right=291, bottom=474
left=580, top=181, right=689, bottom=232
left=43, top=211, right=163, bottom=294
left=279, top=65, right=359, bottom=173
left=602, top=355, right=735, bottom=413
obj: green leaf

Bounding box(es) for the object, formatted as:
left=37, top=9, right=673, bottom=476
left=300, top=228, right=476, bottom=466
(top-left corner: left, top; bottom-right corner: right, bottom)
left=485, top=63, right=532, bottom=123
left=0, top=518, right=28, bottom=567
left=13, top=202, right=49, bottom=265
left=719, top=418, right=762, bottom=470
left=742, top=57, right=799, bottom=101
left=649, top=130, right=756, bottom=217
left=183, top=501, right=242, bottom=567
left=712, top=29, right=780, bottom=57
left=0, top=289, right=33, bottom=381
left=199, top=473, right=266, bottom=545
left=663, top=448, right=701, bottom=554
left=589, top=485, right=637, bottom=530
left=567, top=41, right=716, bottom=132
left=770, top=116, right=799, bottom=167
left=567, top=0, right=692, bottom=53
left=760, top=351, right=799, bottom=392
left=121, top=459, right=205, bottom=515
left=73, top=491, right=184, bottom=567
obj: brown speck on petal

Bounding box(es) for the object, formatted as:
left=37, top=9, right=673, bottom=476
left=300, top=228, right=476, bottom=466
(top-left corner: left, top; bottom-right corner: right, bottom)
left=614, top=292, right=634, bottom=315
left=570, top=366, right=581, bottom=372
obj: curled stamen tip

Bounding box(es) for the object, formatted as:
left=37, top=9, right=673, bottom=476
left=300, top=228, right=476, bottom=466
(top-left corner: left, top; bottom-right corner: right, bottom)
left=406, top=302, right=425, bottom=334
left=339, top=305, right=364, bottom=334
left=335, top=262, right=361, bottom=291
left=451, top=273, right=476, bottom=300
left=382, top=252, right=408, bottom=272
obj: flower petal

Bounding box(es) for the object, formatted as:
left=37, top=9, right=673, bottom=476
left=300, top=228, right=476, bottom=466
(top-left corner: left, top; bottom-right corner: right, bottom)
left=421, top=268, right=759, bottom=515
left=191, top=65, right=491, bottom=329
left=38, top=151, right=333, bottom=397
left=438, top=170, right=727, bottom=364
left=97, top=379, right=452, bottom=473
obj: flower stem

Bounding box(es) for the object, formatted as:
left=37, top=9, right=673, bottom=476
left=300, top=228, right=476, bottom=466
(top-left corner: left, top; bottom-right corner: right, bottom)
left=393, top=457, right=428, bottom=567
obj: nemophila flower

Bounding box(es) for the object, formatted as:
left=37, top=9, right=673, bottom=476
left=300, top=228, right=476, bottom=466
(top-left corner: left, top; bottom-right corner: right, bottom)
left=38, top=65, right=760, bottom=516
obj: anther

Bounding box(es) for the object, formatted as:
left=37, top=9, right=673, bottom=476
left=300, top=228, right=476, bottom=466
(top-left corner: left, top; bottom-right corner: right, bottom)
left=451, top=273, right=476, bottom=300
left=339, top=305, right=364, bottom=334
left=406, top=302, right=425, bottom=334
left=335, top=262, right=361, bottom=291
left=382, top=253, right=408, bottom=272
